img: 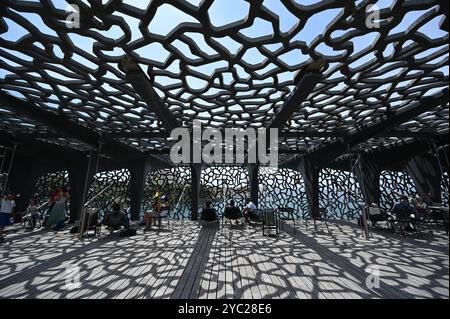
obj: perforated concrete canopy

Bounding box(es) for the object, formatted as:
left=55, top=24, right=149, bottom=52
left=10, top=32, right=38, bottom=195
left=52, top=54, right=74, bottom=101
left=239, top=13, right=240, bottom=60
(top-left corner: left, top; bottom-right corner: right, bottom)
left=0, top=0, right=448, bottom=164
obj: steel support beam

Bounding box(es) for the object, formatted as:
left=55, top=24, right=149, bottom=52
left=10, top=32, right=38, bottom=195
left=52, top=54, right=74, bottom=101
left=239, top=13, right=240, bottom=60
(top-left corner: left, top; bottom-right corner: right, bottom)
left=0, top=92, right=145, bottom=163
left=306, top=90, right=449, bottom=167
left=119, top=57, right=181, bottom=132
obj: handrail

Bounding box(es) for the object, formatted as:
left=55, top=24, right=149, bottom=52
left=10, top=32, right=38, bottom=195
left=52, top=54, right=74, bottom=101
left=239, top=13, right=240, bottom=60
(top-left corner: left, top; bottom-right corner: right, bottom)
left=0, top=148, right=7, bottom=178
left=37, top=202, right=48, bottom=210
left=84, top=182, right=114, bottom=208
left=174, top=184, right=188, bottom=218
left=1, top=143, right=17, bottom=198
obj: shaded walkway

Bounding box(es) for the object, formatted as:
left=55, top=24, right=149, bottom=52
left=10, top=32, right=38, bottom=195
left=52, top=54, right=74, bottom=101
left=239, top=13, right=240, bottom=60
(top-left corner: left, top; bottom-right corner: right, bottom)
left=0, top=221, right=448, bottom=299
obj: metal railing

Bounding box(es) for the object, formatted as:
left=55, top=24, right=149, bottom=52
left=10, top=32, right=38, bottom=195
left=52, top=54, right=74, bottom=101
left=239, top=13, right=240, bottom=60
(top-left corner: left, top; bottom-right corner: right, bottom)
left=79, top=182, right=114, bottom=239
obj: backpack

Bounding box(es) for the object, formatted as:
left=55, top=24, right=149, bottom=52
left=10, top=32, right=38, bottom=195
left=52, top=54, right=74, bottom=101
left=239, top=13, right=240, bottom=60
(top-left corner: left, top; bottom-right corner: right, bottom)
left=119, top=228, right=136, bottom=237
left=70, top=226, right=79, bottom=233
left=53, top=220, right=65, bottom=231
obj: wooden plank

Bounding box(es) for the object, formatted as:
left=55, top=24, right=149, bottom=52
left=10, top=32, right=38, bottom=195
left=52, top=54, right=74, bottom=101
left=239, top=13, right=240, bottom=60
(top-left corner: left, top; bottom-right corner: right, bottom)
left=261, top=242, right=303, bottom=299
left=197, top=223, right=221, bottom=298
left=215, top=227, right=227, bottom=299
left=284, top=221, right=406, bottom=298
left=41, top=234, right=150, bottom=299
left=241, top=227, right=271, bottom=298
left=203, top=225, right=223, bottom=299
left=0, top=220, right=447, bottom=299
left=151, top=223, right=209, bottom=299
left=283, top=222, right=370, bottom=299
left=107, top=228, right=188, bottom=299
left=174, top=224, right=215, bottom=298
left=228, top=227, right=244, bottom=299
left=158, top=222, right=202, bottom=299
left=0, top=230, right=86, bottom=283
left=139, top=233, right=191, bottom=299
left=148, top=227, right=199, bottom=299
left=0, top=233, right=113, bottom=298
left=187, top=224, right=217, bottom=298
left=224, top=228, right=235, bottom=299
left=125, top=223, right=200, bottom=299
left=250, top=241, right=282, bottom=299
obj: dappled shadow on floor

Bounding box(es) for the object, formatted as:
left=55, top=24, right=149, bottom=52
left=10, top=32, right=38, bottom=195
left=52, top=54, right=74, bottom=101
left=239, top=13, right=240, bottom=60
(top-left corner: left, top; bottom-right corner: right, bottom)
left=282, top=220, right=449, bottom=299
left=0, top=220, right=447, bottom=299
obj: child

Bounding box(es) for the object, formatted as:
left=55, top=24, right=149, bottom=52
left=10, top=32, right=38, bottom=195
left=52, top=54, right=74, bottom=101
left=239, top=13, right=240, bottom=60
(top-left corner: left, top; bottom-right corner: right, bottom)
left=27, top=198, right=39, bottom=229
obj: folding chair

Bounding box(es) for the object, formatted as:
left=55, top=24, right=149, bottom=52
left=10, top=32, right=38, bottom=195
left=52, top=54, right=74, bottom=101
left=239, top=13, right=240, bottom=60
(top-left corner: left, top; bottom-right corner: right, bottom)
left=393, top=207, right=422, bottom=237
left=306, top=207, right=330, bottom=233
left=81, top=207, right=102, bottom=238
left=262, top=208, right=279, bottom=237
left=157, top=207, right=170, bottom=230
left=221, top=206, right=243, bottom=227
left=414, top=209, right=434, bottom=236
left=277, top=207, right=296, bottom=233
left=366, top=207, right=390, bottom=231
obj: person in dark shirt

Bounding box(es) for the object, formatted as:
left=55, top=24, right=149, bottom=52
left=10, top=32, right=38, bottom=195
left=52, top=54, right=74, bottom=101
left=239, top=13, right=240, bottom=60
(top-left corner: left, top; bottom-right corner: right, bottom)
left=392, top=196, right=417, bottom=235
left=200, top=201, right=218, bottom=222
left=224, top=200, right=241, bottom=224
left=392, top=195, right=417, bottom=218
left=103, top=202, right=128, bottom=230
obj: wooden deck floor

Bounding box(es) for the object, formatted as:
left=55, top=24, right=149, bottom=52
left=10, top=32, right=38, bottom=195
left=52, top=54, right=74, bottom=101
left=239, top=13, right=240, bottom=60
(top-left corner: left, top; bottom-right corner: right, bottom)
left=0, top=220, right=448, bottom=299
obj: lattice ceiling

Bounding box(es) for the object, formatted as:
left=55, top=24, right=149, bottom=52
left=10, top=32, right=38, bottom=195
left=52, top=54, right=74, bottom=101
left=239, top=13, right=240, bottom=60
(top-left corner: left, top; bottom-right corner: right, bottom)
left=0, top=0, right=448, bottom=156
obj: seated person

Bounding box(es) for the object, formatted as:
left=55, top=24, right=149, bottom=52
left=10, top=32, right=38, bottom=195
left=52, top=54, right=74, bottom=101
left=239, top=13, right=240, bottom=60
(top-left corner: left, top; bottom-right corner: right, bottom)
left=411, top=195, right=428, bottom=217
left=224, top=200, right=241, bottom=223
left=366, top=203, right=388, bottom=227
left=103, top=203, right=128, bottom=230
left=156, top=195, right=170, bottom=226
left=392, top=196, right=418, bottom=235
left=392, top=196, right=417, bottom=219
left=44, top=194, right=67, bottom=230
left=159, top=196, right=170, bottom=213
left=200, top=201, right=218, bottom=222
left=144, top=195, right=169, bottom=230
left=243, top=198, right=258, bottom=223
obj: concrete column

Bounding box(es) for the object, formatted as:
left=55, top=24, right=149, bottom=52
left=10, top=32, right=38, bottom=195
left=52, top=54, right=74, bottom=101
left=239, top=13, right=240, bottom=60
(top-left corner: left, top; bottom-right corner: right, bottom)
left=407, top=154, right=442, bottom=204
left=128, top=158, right=153, bottom=221
left=68, top=156, right=97, bottom=222
left=190, top=163, right=202, bottom=220
left=247, top=163, right=259, bottom=208
left=354, top=155, right=382, bottom=206
left=298, top=157, right=320, bottom=219
left=7, top=154, right=53, bottom=212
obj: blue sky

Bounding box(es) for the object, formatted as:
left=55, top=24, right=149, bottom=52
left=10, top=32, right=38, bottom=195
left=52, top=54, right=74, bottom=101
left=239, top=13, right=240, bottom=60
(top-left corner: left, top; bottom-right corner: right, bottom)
left=1, top=1, right=447, bottom=70
left=0, top=0, right=448, bottom=102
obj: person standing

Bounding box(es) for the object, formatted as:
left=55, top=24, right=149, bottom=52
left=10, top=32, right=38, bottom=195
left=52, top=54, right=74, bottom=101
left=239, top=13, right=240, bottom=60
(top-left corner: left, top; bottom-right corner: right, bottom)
left=27, top=198, right=39, bottom=230
left=0, top=193, right=16, bottom=243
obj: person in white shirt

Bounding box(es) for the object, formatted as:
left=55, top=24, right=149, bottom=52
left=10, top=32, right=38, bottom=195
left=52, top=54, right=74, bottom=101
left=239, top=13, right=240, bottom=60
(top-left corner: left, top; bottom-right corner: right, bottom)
left=243, top=198, right=257, bottom=223
left=0, top=193, right=16, bottom=243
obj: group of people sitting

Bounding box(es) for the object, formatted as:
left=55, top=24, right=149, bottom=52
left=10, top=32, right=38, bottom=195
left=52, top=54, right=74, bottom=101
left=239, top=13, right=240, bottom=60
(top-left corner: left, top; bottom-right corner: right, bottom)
left=0, top=186, right=70, bottom=243
left=41, top=187, right=69, bottom=230
left=199, top=198, right=259, bottom=224
left=360, top=192, right=438, bottom=234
